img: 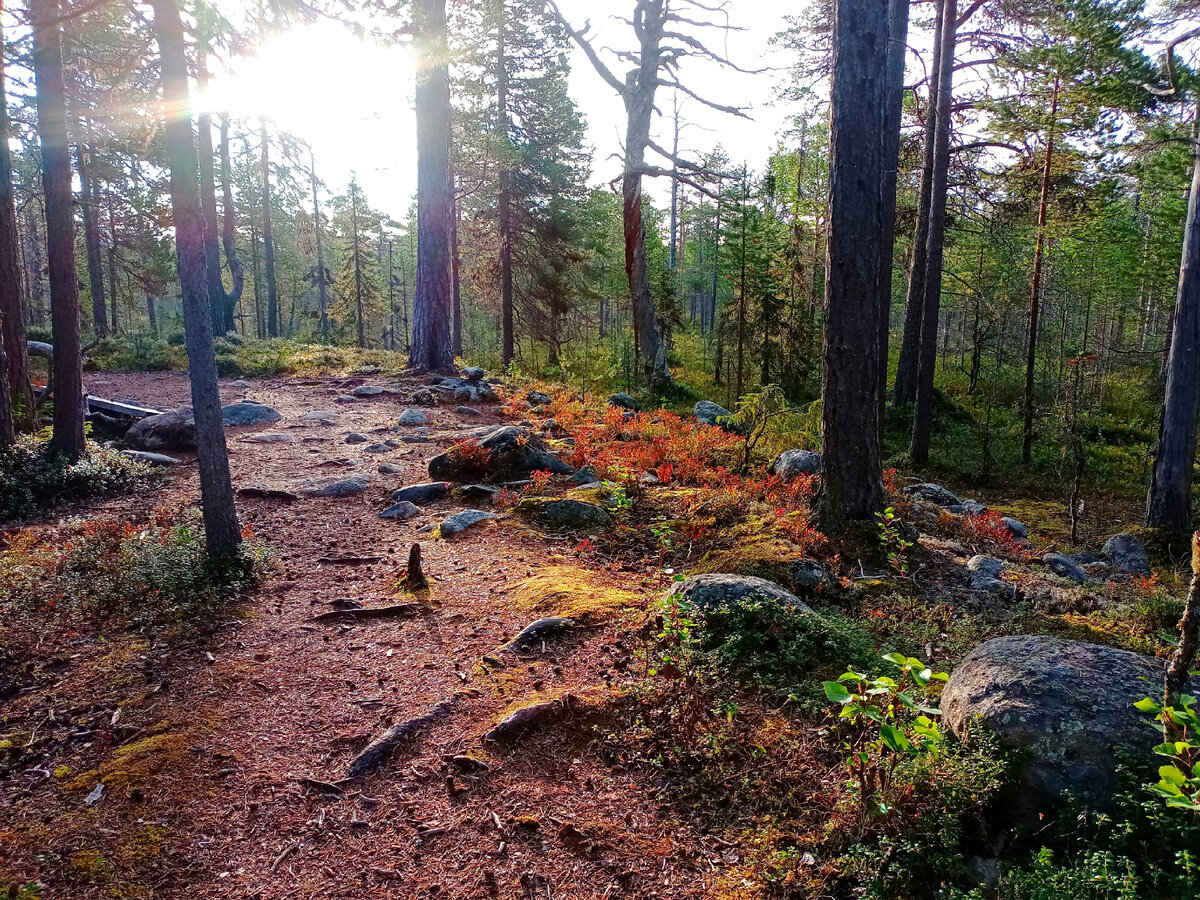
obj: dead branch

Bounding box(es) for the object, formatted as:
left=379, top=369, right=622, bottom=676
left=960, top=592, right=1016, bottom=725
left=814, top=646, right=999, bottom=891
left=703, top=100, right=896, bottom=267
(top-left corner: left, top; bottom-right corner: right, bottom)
left=309, top=603, right=422, bottom=623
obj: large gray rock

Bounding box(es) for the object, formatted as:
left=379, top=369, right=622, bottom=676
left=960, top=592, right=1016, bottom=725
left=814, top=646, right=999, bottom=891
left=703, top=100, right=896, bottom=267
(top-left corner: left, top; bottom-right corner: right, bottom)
left=515, top=498, right=612, bottom=529
left=221, top=402, right=282, bottom=427
left=526, top=390, right=552, bottom=406
left=669, top=573, right=812, bottom=614
left=771, top=449, right=821, bottom=481
left=967, top=555, right=1005, bottom=578
left=301, top=475, right=370, bottom=498
left=398, top=408, right=430, bottom=426
left=1001, top=517, right=1027, bottom=539
left=903, top=482, right=961, bottom=507
left=126, top=407, right=196, bottom=452
left=943, top=635, right=1194, bottom=818
left=1103, top=533, right=1151, bottom=576
left=462, top=366, right=485, bottom=382
left=1043, top=552, right=1088, bottom=583
left=352, top=385, right=386, bottom=397
left=392, top=482, right=449, bottom=505
left=608, top=392, right=641, bottom=411
left=379, top=501, right=421, bottom=521
left=428, top=426, right=573, bottom=482
left=440, top=509, right=497, bottom=537
left=694, top=400, right=733, bottom=428
left=455, top=382, right=497, bottom=404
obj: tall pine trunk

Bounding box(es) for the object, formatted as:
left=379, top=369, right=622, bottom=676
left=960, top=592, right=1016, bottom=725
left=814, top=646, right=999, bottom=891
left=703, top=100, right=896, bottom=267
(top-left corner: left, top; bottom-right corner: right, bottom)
left=910, top=0, right=958, bottom=465
left=496, top=2, right=515, bottom=370
left=32, top=0, right=86, bottom=460
left=219, top=120, right=244, bottom=333
left=260, top=120, right=279, bottom=338
left=309, top=149, right=329, bottom=339
left=150, top=0, right=241, bottom=558
left=893, top=0, right=945, bottom=407
left=0, top=20, right=33, bottom=430
left=451, top=179, right=463, bottom=358
left=409, top=0, right=455, bottom=373
left=1022, top=80, right=1059, bottom=466
left=77, top=131, right=109, bottom=337
left=1148, top=102, right=1200, bottom=532
left=819, top=0, right=890, bottom=525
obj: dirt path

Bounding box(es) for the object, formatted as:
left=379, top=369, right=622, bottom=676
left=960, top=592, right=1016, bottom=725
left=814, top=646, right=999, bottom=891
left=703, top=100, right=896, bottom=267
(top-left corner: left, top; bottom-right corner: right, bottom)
left=1, top=373, right=724, bottom=900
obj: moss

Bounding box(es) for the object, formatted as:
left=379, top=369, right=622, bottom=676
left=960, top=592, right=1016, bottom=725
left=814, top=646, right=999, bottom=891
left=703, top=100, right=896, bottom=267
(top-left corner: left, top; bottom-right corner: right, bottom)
left=511, top=566, right=641, bottom=622
left=69, top=849, right=113, bottom=883
left=67, top=721, right=192, bottom=791
left=52, top=765, right=71, bottom=779
left=689, top=533, right=803, bottom=588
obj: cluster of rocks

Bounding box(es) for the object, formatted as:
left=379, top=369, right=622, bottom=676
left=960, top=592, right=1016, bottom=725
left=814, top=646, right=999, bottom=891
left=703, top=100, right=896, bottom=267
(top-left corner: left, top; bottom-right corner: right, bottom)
left=126, top=401, right=285, bottom=452
left=426, top=367, right=499, bottom=405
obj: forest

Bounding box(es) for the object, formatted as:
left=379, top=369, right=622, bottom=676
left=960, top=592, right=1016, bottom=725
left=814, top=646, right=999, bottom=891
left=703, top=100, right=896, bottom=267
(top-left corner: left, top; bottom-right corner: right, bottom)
left=3, top=0, right=1200, bottom=897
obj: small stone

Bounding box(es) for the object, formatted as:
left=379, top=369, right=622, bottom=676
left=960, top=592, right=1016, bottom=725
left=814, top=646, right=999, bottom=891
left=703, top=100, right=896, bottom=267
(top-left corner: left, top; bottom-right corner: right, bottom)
left=567, top=465, right=601, bottom=486
left=960, top=499, right=987, bottom=517
left=515, top=498, right=613, bottom=529
left=379, top=464, right=403, bottom=475
left=904, top=483, right=961, bottom=507
left=504, top=617, right=574, bottom=651
left=967, top=555, right=1004, bottom=578
left=392, top=482, right=449, bottom=505
left=344, top=433, right=369, bottom=444
left=334, top=395, right=358, bottom=404
left=353, top=385, right=386, bottom=397
left=379, top=501, right=421, bottom=521
left=670, top=573, right=812, bottom=614
left=301, top=475, right=370, bottom=498
left=303, top=410, right=337, bottom=423
left=526, top=390, right=552, bottom=406
left=1102, top=533, right=1151, bottom=576
left=364, top=444, right=392, bottom=454
left=694, top=399, right=733, bottom=428
left=411, top=389, right=438, bottom=407
left=440, top=509, right=497, bottom=537
left=462, top=366, right=485, bottom=381
left=456, top=406, right=483, bottom=417
left=1001, top=517, right=1027, bottom=539
left=1043, top=551, right=1088, bottom=583
left=120, top=450, right=181, bottom=467
left=231, top=379, right=250, bottom=388
left=221, top=402, right=282, bottom=426
left=398, top=408, right=430, bottom=426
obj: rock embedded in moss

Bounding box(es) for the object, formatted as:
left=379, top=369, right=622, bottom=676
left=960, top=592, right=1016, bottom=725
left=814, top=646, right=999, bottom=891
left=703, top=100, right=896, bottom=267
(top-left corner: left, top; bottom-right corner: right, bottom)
left=516, top=497, right=613, bottom=530
left=428, top=426, right=573, bottom=482
left=670, top=573, right=812, bottom=614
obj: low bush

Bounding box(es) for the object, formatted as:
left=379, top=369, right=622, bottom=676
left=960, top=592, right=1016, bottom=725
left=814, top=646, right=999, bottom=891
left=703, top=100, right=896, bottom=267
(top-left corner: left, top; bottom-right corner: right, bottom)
left=0, top=439, right=150, bottom=522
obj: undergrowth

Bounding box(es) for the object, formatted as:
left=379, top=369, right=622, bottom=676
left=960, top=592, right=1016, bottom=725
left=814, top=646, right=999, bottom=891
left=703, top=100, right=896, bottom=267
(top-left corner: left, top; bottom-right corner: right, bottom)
left=0, top=438, right=150, bottom=523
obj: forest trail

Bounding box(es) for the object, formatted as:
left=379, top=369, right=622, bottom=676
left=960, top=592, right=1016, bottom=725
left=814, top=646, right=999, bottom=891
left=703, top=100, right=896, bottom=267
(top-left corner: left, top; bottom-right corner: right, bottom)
left=1, top=374, right=725, bottom=900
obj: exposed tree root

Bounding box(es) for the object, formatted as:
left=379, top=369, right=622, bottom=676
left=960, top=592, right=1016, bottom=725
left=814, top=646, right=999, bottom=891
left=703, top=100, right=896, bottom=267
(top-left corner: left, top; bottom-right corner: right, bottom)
left=347, top=694, right=461, bottom=779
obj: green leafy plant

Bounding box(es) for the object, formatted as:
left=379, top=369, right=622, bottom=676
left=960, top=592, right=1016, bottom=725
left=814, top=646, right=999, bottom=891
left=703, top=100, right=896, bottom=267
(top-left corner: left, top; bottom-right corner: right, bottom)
left=1135, top=691, right=1200, bottom=813
left=0, top=439, right=150, bottom=522
left=723, top=383, right=788, bottom=470
left=824, top=653, right=948, bottom=819
left=876, top=506, right=914, bottom=577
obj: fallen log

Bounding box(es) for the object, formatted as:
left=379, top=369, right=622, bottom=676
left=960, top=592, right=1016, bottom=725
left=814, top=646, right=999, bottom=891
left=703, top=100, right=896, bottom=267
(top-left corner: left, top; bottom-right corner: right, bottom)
left=86, top=396, right=160, bottom=418
left=347, top=695, right=459, bottom=779
left=309, top=603, right=422, bottom=623
left=236, top=486, right=301, bottom=502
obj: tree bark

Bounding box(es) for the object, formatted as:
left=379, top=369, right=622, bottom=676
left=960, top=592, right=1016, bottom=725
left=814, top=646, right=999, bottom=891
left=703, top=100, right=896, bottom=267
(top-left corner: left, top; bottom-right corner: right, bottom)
left=879, top=0, right=911, bottom=424
left=260, top=119, right=279, bottom=338
left=910, top=0, right=958, bottom=465
left=31, top=0, right=86, bottom=460
left=219, top=120, right=244, bottom=333
left=1148, top=102, right=1200, bottom=531
left=151, top=0, right=242, bottom=558
left=819, top=0, right=889, bottom=526
left=451, top=178, right=463, bottom=358
left=77, top=131, right=109, bottom=338
left=1165, top=532, right=1200, bottom=707
left=197, top=64, right=226, bottom=335
left=0, top=20, right=33, bottom=430
left=893, top=0, right=945, bottom=407
left=496, top=2, right=515, bottom=370
left=1022, top=80, right=1059, bottom=466
left=409, top=0, right=455, bottom=373
left=309, top=149, right=329, bottom=339
left=106, top=193, right=119, bottom=331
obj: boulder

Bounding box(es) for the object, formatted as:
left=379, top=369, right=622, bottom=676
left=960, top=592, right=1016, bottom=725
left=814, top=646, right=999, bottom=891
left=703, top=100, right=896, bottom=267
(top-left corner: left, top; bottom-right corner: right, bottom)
left=120, top=450, right=181, bottom=467
left=789, top=560, right=830, bottom=592
left=1103, top=533, right=1151, bottom=576
left=515, top=498, right=613, bottom=529
left=398, top=408, right=430, bottom=426
left=526, top=390, right=552, bottom=406
left=379, top=501, right=421, bottom=521
left=392, top=482, right=449, bottom=505
left=771, top=449, right=821, bottom=481
left=960, top=499, right=987, bottom=517
left=1001, top=517, right=1027, bottom=539
left=126, top=407, right=196, bottom=452
left=669, top=573, right=812, bottom=615
left=428, top=425, right=573, bottom=482
left=943, top=635, right=1194, bottom=817
left=440, top=509, right=497, bottom=537
left=608, top=392, right=640, bottom=411
left=462, top=366, right=485, bottom=382
left=903, top=483, right=961, bottom=507
left=301, top=475, right=370, bottom=498
left=567, top=465, right=601, bottom=486
left=967, top=555, right=1005, bottom=578
left=966, top=558, right=1014, bottom=596
left=1043, top=552, right=1087, bottom=583
left=221, top=402, right=282, bottom=427
left=694, top=400, right=734, bottom=429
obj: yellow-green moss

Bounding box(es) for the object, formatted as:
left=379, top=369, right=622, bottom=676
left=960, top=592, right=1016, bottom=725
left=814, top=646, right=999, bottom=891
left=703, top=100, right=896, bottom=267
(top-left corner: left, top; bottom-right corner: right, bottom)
left=69, top=849, right=113, bottom=883
left=510, top=566, right=641, bottom=622
left=689, top=532, right=802, bottom=587
left=67, top=721, right=191, bottom=791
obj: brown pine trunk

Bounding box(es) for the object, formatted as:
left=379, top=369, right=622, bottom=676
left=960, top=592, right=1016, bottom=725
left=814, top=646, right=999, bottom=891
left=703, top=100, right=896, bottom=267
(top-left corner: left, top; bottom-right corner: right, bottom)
left=260, top=120, right=279, bottom=338
left=197, top=64, right=226, bottom=335
left=1165, top=533, right=1200, bottom=707
left=77, top=132, right=109, bottom=338
left=0, top=21, right=33, bottom=430
left=150, top=0, right=241, bottom=558
left=352, top=185, right=366, bottom=348
left=1148, top=102, right=1200, bottom=532
left=819, top=0, right=890, bottom=525
left=106, top=194, right=119, bottom=331
left=32, top=0, right=86, bottom=460
left=496, top=4, right=515, bottom=369
left=219, top=120, right=244, bottom=333
left=894, top=0, right=944, bottom=407
left=451, top=179, right=463, bottom=358
left=910, top=0, right=958, bottom=465
left=309, top=149, right=329, bottom=339
left=409, top=0, right=455, bottom=373
left=1022, top=80, right=1060, bottom=466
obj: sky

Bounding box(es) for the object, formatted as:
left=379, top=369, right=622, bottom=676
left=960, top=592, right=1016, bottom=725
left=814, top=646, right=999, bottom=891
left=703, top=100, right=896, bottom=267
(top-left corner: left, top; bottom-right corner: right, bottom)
left=202, top=0, right=800, bottom=220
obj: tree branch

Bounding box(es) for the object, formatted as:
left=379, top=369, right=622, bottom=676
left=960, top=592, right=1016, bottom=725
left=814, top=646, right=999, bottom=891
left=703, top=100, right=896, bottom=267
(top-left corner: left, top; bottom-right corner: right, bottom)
left=546, top=0, right=627, bottom=97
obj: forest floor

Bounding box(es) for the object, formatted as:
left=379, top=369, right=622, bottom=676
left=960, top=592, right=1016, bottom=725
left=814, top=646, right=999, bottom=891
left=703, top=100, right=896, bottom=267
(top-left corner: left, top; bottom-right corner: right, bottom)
left=0, top=371, right=1179, bottom=900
